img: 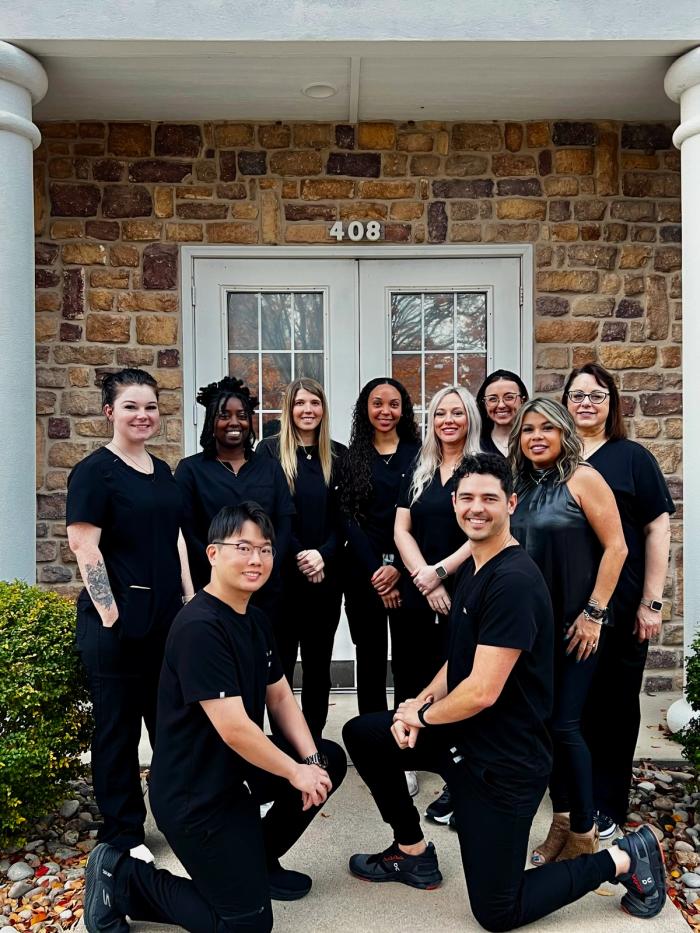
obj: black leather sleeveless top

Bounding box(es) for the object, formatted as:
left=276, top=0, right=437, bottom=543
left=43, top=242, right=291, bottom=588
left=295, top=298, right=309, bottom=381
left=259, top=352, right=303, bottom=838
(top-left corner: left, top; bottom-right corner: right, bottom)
left=510, top=469, right=602, bottom=631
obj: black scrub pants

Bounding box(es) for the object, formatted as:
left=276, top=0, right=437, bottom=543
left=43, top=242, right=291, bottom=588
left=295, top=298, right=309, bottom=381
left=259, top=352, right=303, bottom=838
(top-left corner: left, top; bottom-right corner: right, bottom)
left=390, top=605, right=448, bottom=706
left=343, top=712, right=618, bottom=933
left=111, top=737, right=347, bottom=933
left=344, top=572, right=399, bottom=715
left=274, top=573, right=343, bottom=737
left=76, top=605, right=169, bottom=850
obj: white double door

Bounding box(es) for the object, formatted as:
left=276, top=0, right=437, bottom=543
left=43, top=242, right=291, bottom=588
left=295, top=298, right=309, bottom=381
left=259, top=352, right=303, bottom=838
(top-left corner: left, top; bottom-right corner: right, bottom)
left=188, top=250, right=529, bottom=667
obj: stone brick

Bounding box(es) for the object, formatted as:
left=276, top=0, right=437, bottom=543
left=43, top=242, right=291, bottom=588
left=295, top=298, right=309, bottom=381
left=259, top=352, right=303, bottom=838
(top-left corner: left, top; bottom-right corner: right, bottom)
left=166, top=222, right=204, bottom=241
left=432, top=179, right=494, bottom=199
left=88, top=290, right=114, bottom=311
left=206, top=223, right=258, bottom=244
left=496, top=178, right=542, bottom=197
left=115, top=349, right=154, bottom=367
left=573, top=200, right=607, bottom=221
left=256, top=124, right=290, bottom=148
left=598, top=345, right=657, bottom=369
left=36, top=390, right=57, bottom=414
left=535, top=320, right=599, bottom=343
left=492, top=154, right=536, bottom=177
left=567, top=244, right=617, bottom=269
left=301, top=179, right=354, bottom=200
left=48, top=442, right=89, bottom=468
left=645, top=274, right=669, bottom=340
left=537, top=347, right=569, bottom=368
left=623, top=172, right=680, bottom=199
left=116, top=292, right=178, bottom=313
left=538, top=150, right=552, bottom=176
left=548, top=200, right=571, bottom=221
left=621, top=123, right=673, bottom=150
left=292, top=123, right=331, bottom=148
left=426, top=202, right=447, bottom=243
left=359, top=180, right=416, bottom=199
left=358, top=123, right=396, bottom=150
left=40, top=122, right=77, bottom=139
left=219, top=151, right=237, bottom=181
left=141, top=244, right=178, bottom=290
left=657, top=202, right=681, bottom=223
left=154, top=124, right=201, bottom=157
left=339, top=202, right=388, bottom=220
left=36, top=269, right=60, bottom=288
left=526, top=122, right=550, bottom=148
left=237, top=151, right=267, bottom=175
left=409, top=155, right=441, bottom=175
left=444, top=155, right=489, bottom=176
left=661, top=346, right=681, bottom=368
left=553, top=149, right=593, bottom=174
left=261, top=188, right=280, bottom=245
left=552, top=122, right=597, bottom=146
left=450, top=223, right=482, bottom=242
left=37, top=368, right=67, bottom=390
left=327, top=152, right=381, bottom=177
left=86, top=314, right=131, bottom=343
left=452, top=124, right=502, bottom=150
left=621, top=153, right=660, bottom=171
left=230, top=203, right=259, bottom=219
left=654, top=247, right=681, bottom=273
left=36, top=316, right=59, bottom=342
left=49, top=183, right=101, bottom=217
left=62, top=268, right=85, bottom=320
left=36, top=242, right=59, bottom=265
left=550, top=223, right=578, bottom=241
left=136, top=315, right=178, bottom=345
left=496, top=199, right=546, bottom=220
left=571, top=296, right=615, bottom=317
left=483, top=223, right=538, bottom=243
left=121, top=221, right=162, bottom=241
left=78, top=122, right=105, bottom=138
left=504, top=123, right=523, bottom=152
left=660, top=225, right=681, bottom=242
left=177, top=186, right=214, bottom=200
left=108, top=123, right=151, bottom=157
left=536, top=296, right=569, bottom=317
left=59, top=322, right=82, bottom=341
left=61, top=390, right=103, bottom=416
left=214, top=124, right=254, bottom=147
left=37, top=540, right=59, bottom=562
left=634, top=418, right=661, bottom=438
left=284, top=224, right=331, bottom=243
left=398, top=132, right=434, bottom=152
left=157, top=348, right=179, bottom=368
left=176, top=201, right=227, bottom=220
left=285, top=203, right=336, bottom=221
left=85, top=220, right=120, bottom=241
left=102, top=185, right=152, bottom=218
left=35, top=293, right=60, bottom=313
left=640, top=393, right=682, bottom=416
left=594, top=126, right=619, bottom=196
left=92, top=159, right=124, bottom=182
left=615, top=298, right=644, bottom=318
left=571, top=346, right=598, bottom=367
left=46, top=472, right=70, bottom=491
left=601, top=321, right=627, bottom=341
left=619, top=245, right=652, bottom=269
left=110, top=245, right=140, bottom=267
left=62, top=243, right=107, bottom=265
left=332, top=124, right=354, bottom=150
left=390, top=202, right=423, bottom=221
left=536, top=271, right=599, bottom=293
left=535, top=373, right=565, bottom=392
left=48, top=157, right=73, bottom=179
left=450, top=202, right=479, bottom=220
left=129, top=160, right=192, bottom=183
left=68, top=366, right=90, bottom=386
left=384, top=224, right=411, bottom=242
left=604, top=222, right=628, bottom=242
left=543, top=176, right=579, bottom=196
left=611, top=200, right=655, bottom=222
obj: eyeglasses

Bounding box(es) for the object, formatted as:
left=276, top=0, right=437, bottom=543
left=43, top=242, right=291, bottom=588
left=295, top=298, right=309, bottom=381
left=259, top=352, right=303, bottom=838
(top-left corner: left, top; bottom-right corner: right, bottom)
left=482, top=393, right=522, bottom=405
left=212, top=541, right=275, bottom=559
left=566, top=390, right=609, bottom=405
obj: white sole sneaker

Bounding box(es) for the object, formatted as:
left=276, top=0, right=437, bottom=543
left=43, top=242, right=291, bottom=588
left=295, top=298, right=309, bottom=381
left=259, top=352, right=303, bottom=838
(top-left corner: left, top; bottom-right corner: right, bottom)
left=129, top=843, right=155, bottom=864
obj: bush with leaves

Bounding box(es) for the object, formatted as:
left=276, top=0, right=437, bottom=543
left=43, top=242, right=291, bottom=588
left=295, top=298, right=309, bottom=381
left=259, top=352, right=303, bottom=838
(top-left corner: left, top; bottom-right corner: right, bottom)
left=0, top=580, right=91, bottom=846
left=678, top=633, right=700, bottom=770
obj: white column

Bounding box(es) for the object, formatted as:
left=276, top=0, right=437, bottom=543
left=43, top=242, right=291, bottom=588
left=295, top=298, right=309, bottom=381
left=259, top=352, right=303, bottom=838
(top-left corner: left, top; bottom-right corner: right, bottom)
left=665, top=48, right=700, bottom=730
left=0, top=43, right=47, bottom=582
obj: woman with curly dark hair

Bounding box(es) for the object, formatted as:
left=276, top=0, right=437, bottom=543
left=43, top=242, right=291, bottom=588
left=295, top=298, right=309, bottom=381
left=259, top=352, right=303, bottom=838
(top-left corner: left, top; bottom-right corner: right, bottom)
left=341, top=377, right=420, bottom=720
left=175, top=377, right=295, bottom=623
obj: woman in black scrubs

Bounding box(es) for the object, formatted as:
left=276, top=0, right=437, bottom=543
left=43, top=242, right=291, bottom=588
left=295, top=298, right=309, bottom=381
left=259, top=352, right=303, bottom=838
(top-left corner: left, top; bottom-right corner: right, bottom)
left=509, top=398, right=627, bottom=863
left=257, top=377, right=346, bottom=737
left=563, top=363, right=675, bottom=839
left=175, top=376, right=295, bottom=627
left=340, top=377, right=420, bottom=717
left=67, top=368, right=193, bottom=863
left=476, top=369, right=528, bottom=457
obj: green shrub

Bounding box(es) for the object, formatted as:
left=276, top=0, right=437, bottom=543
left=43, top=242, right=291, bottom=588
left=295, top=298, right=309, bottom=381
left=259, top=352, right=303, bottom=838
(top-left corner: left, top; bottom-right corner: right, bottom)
left=678, top=633, right=700, bottom=770
left=0, top=580, right=91, bottom=846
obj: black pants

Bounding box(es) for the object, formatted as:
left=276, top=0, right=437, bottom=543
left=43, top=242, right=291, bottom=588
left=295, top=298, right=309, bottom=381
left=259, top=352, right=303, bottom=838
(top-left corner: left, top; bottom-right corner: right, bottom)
left=584, top=610, right=649, bottom=825
left=391, top=606, right=448, bottom=706
left=114, top=737, right=347, bottom=933
left=548, top=628, right=605, bottom=833
left=343, top=712, right=617, bottom=932
left=76, top=605, right=168, bottom=850
left=344, top=574, right=399, bottom=715
left=273, top=575, right=343, bottom=737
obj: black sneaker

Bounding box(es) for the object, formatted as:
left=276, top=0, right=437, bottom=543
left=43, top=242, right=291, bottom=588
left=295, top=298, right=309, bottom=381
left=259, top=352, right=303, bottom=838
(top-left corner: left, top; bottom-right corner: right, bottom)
left=84, top=843, right=128, bottom=933
left=595, top=810, right=619, bottom=840
left=268, top=865, right=312, bottom=901
left=615, top=825, right=667, bottom=919
left=349, top=841, right=442, bottom=890
left=425, top=784, right=453, bottom=825
left=448, top=812, right=457, bottom=831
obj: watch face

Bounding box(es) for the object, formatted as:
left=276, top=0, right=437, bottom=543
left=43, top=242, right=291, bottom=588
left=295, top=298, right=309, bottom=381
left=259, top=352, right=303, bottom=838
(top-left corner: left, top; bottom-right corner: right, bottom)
left=436, top=566, right=447, bottom=579
left=650, top=600, right=663, bottom=611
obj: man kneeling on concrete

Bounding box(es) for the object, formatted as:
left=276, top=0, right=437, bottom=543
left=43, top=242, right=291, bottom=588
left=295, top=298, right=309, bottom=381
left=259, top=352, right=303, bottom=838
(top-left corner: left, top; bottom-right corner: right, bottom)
left=344, top=454, right=666, bottom=930
left=85, top=501, right=346, bottom=933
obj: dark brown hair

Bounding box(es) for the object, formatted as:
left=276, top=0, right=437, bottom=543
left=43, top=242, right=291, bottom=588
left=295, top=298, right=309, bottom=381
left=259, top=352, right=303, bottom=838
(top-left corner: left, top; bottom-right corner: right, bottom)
left=561, top=363, right=627, bottom=441
left=101, top=368, right=158, bottom=408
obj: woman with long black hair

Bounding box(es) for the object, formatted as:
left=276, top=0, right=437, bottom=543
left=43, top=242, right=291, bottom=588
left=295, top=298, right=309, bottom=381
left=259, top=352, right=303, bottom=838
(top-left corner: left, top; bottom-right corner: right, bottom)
left=476, top=369, right=529, bottom=457
left=340, top=377, right=420, bottom=718
left=256, top=377, right=346, bottom=737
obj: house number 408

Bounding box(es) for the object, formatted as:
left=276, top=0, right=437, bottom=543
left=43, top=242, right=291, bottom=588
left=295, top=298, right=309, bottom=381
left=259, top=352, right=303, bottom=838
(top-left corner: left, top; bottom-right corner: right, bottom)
left=329, top=220, right=382, bottom=241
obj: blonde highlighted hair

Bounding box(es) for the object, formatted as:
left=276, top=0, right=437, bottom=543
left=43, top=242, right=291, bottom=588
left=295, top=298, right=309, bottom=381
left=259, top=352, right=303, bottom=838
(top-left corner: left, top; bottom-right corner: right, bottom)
left=509, top=397, right=583, bottom=487
left=408, top=385, right=482, bottom=505
left=279, top=378, right=333, bottom=491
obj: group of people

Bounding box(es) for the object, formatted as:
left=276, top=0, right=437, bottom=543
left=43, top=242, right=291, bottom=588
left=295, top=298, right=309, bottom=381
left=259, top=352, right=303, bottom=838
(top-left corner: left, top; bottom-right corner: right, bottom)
left=65, top=361, right=674, bottom=931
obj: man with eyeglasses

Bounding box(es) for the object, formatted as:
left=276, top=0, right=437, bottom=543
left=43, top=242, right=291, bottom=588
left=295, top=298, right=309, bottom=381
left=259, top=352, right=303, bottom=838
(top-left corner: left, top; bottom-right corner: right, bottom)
left=83, top=501, right=346, bottom=933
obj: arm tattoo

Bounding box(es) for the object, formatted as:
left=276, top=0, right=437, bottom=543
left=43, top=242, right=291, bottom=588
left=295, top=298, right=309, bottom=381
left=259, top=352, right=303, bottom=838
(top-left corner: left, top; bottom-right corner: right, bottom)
left=85, top=561, right=114, bottom=611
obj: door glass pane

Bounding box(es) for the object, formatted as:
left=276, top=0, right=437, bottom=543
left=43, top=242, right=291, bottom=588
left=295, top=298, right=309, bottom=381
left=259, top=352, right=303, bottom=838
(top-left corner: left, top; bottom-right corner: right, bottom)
left=423, top=293, right=454, bottom=350
left=261, top=293, right=292, bottom=351
left=227, top=292, right=258, bottom=350
left=295, top=293, right=323, bottom=350
left=425, top=353, right=453, bottom=398
left=456, top=293, right=487, bottom=351
left=458, top=353, right=487, bottom=395
left=391, top=353, right=422, bottom=409
left=228, top=353, right=259, bottom=395
left=391, top=293, right=421, bottom=351
left=296, top=353, right=324, bottom=382
left=261, top=353, right=291, bottom=410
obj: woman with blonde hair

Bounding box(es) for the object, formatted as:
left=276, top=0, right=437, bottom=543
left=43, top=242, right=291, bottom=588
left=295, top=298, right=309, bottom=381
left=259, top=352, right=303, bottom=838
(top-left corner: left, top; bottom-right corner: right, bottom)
left=257, top=377, right=346, bottom=736
left=394, top=384, right=480, bottom=801
left=509, top=397, right=627, bottom=864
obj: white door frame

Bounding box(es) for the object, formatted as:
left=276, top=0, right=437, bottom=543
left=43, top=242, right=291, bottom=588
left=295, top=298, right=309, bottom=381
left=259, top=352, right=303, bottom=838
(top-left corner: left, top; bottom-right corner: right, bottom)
left=180, top=244, right=534, bottom=454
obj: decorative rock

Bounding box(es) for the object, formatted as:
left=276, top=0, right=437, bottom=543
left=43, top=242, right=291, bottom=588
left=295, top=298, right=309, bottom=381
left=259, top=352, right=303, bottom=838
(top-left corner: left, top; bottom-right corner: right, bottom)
left=675, top=840, right=694, bottom=852
left=669, top=771, right=695, bottom=783
left=7, top=861, right=34, bottom=881
left=674, top=810, right=690, bottom=823
left=681, top=872, right=700, bottom=888
left=686, top=890, right=700, bottom=906
left=8, top=879, right=33, bottom=899
left=51, top=846, right=80, bottom=861
left=626, top=812, right=644, bottom=823
left=654, top=771, right=672, bottom=784
left=61, top=830, right=80, bottom=846
left=0, top=858, right=10, bottom=872
left=43, top=862, right=60, bottom=874
left=638, top=781, right=656, bottom=793
left=142, top=244, right=178, bottom=290
left=24, top=839, right=45, bottom=852
left=326, top=152, right=380, bottom=178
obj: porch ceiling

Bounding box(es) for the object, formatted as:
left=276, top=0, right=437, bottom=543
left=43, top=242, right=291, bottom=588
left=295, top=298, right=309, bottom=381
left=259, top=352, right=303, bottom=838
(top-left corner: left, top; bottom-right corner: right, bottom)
left=20, top=40, right=687, bottom=123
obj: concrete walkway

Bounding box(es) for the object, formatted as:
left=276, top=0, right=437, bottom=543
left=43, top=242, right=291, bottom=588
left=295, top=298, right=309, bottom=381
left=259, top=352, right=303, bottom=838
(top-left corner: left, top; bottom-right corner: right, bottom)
left=80, top=693, right=687, bottom=932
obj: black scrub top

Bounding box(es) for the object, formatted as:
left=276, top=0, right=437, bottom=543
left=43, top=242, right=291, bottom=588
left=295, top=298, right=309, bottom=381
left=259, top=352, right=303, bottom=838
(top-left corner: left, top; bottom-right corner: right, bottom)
left=149, top=590, right=284, bottom=825
left=344, top=440, right=421, bottom=577
left=448, top=546, right=553, bottom=781
left=174, top=451, right=295, bottom=591
left=588, top=438, right=675, bottom=622
left=397, top=467, right=467, bottom=609
left=480, top=434, right=505, bottom=458
left=510, top=470, right=602, bottom=631
left=66, top=446, right=183, bottom=637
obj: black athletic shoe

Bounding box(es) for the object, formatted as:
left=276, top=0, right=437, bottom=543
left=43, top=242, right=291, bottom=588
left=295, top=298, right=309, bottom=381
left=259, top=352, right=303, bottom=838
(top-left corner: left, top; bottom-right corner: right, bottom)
left=84, top=843, right=128, bottom=933
left=448, top=812, right=457, bottom=831
left=615, top=825, right=667, bottom=919
left=268, top=866, right=312, bottom=901
left=595, top=810, right=619, bottom=840
left=425, top=784, right=453, bottom=824
left=349, top=841, right=442, bottom=890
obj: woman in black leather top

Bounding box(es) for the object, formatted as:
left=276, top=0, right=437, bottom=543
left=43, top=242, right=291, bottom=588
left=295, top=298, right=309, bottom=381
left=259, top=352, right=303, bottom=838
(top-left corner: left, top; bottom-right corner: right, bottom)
left=509, top=398, right=627, bottom=864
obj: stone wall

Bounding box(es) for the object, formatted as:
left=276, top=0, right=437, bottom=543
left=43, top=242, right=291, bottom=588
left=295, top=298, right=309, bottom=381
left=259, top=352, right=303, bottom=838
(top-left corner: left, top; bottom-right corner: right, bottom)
left=32, top=118, right=683, bottom=689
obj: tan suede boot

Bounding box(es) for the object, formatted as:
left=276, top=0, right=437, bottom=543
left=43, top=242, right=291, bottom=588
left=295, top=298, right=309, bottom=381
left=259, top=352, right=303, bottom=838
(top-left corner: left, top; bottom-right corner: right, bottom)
left=530, top=813, right=571, bottom=865
left=555, top=826, right=600, bottom=861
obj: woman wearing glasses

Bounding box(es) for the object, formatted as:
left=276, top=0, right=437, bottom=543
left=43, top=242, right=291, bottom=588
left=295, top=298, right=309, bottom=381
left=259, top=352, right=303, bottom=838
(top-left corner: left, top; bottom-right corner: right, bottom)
left=256, top=378, right=346, bottom=737
left=563, top=364, right=675, bottom=841
left=476, top=369, right=528, bottom=457
left=510, top=398, right=627, bottom=863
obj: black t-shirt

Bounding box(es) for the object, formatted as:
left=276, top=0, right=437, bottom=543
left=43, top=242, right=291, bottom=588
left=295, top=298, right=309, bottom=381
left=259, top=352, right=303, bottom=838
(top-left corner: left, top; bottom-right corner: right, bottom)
left=588, top=438, right=675, bottom=621
left=344, top=440, right=421, bottom=576
left=174, top=451, right=295, bottom=591
left=397, top=467, right=467, bottom=609
left=149, top=590, right=284, bottom=825
left=447, top=546, right=554, bottom=779
left=66, top=446, right=183, bottom=636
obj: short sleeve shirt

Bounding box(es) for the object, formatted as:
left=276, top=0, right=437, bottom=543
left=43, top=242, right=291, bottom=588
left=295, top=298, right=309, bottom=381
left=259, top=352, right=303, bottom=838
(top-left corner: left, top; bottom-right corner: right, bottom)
left=447, top=546, right=554, bottom=779
left=149, top=591, right=284, bottom=824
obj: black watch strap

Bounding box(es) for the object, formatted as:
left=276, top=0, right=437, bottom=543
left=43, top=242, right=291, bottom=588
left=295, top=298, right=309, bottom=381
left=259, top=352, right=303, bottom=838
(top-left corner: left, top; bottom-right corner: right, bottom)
left=303, top=751, right=329, bottom=769
left=417, top=702, right=433, bottom=727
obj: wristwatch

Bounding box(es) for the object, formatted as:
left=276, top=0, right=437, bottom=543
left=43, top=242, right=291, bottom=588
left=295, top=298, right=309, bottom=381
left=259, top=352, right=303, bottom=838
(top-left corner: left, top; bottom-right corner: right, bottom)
left=417, top=702, right=433, bottom=727
left=303, top=751, right=329, bottom=769
left=640, top=597, right=663, bottom=612
left=435, top=565, right=448, bottom=580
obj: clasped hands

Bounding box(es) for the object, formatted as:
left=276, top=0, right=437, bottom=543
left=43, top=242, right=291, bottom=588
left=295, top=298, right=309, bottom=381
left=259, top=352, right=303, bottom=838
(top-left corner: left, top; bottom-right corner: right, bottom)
left=391, top=695, right=434, bottom=750
left=371, top=564, right=401, bottom=609
left=296, top=549, right=325, bottom=584
left=411, top=565, right=451, bottom=615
